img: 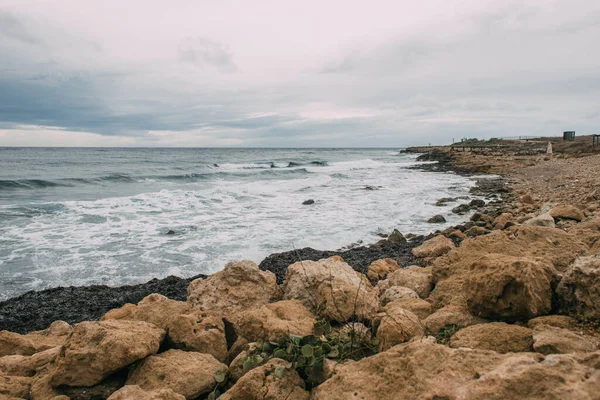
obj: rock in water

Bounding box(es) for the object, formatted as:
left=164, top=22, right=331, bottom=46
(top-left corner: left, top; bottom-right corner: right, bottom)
left=427, top=215, right=446, bottom=223
left=387, top=229, right=406, bottom=243
left=302, top=199, right=315, bottom=205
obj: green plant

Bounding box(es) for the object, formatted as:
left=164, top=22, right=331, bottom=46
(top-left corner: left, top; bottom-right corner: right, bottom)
left=435, top=324, right=463, bottom=344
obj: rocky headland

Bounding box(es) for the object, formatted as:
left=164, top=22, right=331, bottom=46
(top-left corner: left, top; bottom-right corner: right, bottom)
left=1, top=136, right=599, bottom=399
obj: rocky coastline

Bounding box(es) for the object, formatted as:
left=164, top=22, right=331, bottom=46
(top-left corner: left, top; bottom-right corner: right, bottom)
left=1, top=138, right=599, bottom=399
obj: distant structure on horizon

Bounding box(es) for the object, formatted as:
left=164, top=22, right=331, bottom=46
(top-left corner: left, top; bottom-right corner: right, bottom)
left=563, top=131, right=575, bottom=141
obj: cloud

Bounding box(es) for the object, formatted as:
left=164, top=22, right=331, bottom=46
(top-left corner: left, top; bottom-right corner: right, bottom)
left=0, top=10, right=40, bottom=44
left=178, top=37, right=237, bottom=73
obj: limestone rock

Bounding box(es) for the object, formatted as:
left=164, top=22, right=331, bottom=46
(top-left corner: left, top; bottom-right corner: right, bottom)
left=379, top=286, right=419, bottom=305
left=568, top=218, right=600, bottom=251
left=549, top=204, right=584, bottom=222
left=533, top=325, right=600, bottom=355
left=423, top=305, right=487, bottom=334
left=0, top=375, right=31, bottom=399
left=126, top=349, right=226, bottom=399
left=383, top=298, right=432, bottom=320
left=107, top=385, right=186, bottom=400
left=167, top=310, right=228, bottom=363
left=493, top=213, right=513, bottom=230
left=49, top=320, right=165, bottom=387
left=465, top=226, right=489, bottom=237
left=102, top=294, right=191, bottom=330
left=187, top=260, right=281, bottom=322
left=557, top=257, right=600, bottom=320
left=523, top=213, right=556, bottom=228
left=220, top=358, right=309, bottom=400
left=520, top=194, right=535, bottom=204
left=0, top=347, right=59, bottom=377
left=312, top=341, right=600, bottom=400
left=378, top=266, right=433, bottom=299
left=376, top=302, right=424, bottom=352
left=528, top=315, right=575, bottom=330
left=367, top=258, right=399, bottom=281
left=0, top=331, right=36, bottom=357
left=449, top=322, right=534, bottom=353
left=237, top=300, right=316, bottom=342
left=411, top=235, right=455, bottom=258
left=465, top=255, right=556, bottom=320
left=283, top=257, right=378, bottom=322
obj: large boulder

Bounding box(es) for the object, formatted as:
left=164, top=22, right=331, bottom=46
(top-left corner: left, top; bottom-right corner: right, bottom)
left=383, top=298, right=432, bottom=320
left=220, top=358, right=309, bottom=400
left=0, top=321, right=72, bottom=358
left=167, top=310, right=228, bottom=363
left=449, top=322, right=534, bottom=353
left=465, top=255, right=557, bottom=320
left=187, top=260, right=281, bottom=323
left=379, top=286, right=419, bottom=305
left=423, top=305, right=487, bottom=335
left=236, top=300, right=316, bottom=342
left=312, top=341, right=600, bottom=400
left=568, top=218, right=600, bottom=252
left=108, top=385, right=185, bottom=400
left=549, top=204, right=584, bottom=222
left=556, top=257, right=600, bottom=320
left=102, top=294, right=191, bottom=330
left=283, top=257, right=378, bottom=322
left=378, top=266, right=433, bottom=299
left=367, top=258, right=399, bottom=281
left=532, top=325, right=600, bottom=355
left=376, top=301, right=424, bottom=352
left=49, top=320, right=165, bottom=387
left=411, top=235, right=455, bottom=258
left=126, top=349, right=226, bottom=399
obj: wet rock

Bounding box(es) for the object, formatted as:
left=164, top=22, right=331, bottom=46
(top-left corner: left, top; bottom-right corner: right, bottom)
left=107, top=385, right=185, bottom=400
left=302, top=199, right=315, bottom=205
left=452, top=204, right=471, bottom=214
left=465, top=255, right=557, bottom=321
left=556, top=257, right=600, bottom=320
left=411, top=235, right=455, bottom=258
left=449, top=322, right=534, bottom=353
left=435, top=197, right=454, bottom=206
left=101, top=294, right=192, bottom=330
left=387, top=229, right=406, bottom=244
left=49, top=320, right=165, bottom=387
left=427, top=215, right=446, bottom=224
left=367, top=258, right=399, bottom=281
left=126, top=350, right=226, bottom=399
left=376, top=303, right=424, bottom=352
left=236, top=300, right=316, bottom=342
left=166, top=230, right=176, bottom=235
left=469, top=199, right=486, bottom=208
left=187, top=260, right=281, bottom=323
left=167, top=310, right=228, bottom=363
left=283, top=257, right=378, bottom=322
left=549, top=204, right=584, bottom=222
left=220, top=358, right=309, bottom=400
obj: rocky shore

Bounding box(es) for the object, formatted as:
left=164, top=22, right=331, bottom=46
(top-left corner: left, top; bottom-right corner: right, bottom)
left=1, top=138, right=599, bottom=399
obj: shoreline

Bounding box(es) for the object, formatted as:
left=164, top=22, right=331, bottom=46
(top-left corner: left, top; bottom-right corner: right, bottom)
left=0, top=152, right=503, bottom=334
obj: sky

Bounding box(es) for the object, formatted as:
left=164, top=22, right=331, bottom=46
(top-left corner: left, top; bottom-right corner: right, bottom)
left=0, top=0, right=599, bottom=147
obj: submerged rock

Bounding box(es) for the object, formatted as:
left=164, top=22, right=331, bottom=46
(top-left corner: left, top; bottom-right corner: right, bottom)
left=302, top=199, right=315, bottom=205
left=427, top=215, right=446, bottom=223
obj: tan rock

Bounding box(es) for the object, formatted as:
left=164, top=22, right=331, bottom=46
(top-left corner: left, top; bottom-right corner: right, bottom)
left=187, top=260, right=281, bottom=323
left=283, top=257, right=378, bottom=322
left=376, top=302, right=424, bottom=352
left=383, top=298, right=432, bottom=320
left=523, top=212, right=556, bottom=228
left=126, top=349, right=226, bottom=399
left=465, top=255, right=556, bottom=320
left=26, top=321, right=73, bottom=351
left=220, top=358, right=309, bottom=400
left=0, top=331, right=36, bottom=357
left=568, top=218, right=600, bottom=250
left=102, top=294, right=191, bottom=330
left=520, top=194, right=535, bottom=204
left=107, top=385, right=186, bottom=400
left=549, top=204, right=585, bottom=222
left=378, top=266, right=433, bottom=299
left=312, top=341, right=600, bottom=400
left=379, top=286, right=419, bottom=305
left=423, top=305, right=487, bottom=334
left=448, top=229, right=467, bottom=240
left=411, top=235, right=455, bottom=258
left=167, top=310, right=228, bottom=363
left=367, top=258, right=399, bottom=281
left=533, top=325, right=600, bottom=355
left=0, top=347, right=59, bottom=377
left=49, top=320, right=165, bottom=387
left=0, top=375, right=31, bottom=399
left=449, top=322, right=534, bottom=353
left=557, top=257, right=600, bottom=320
left=492, top=213, right=513, bottom=230
left=237, top=300, right=316, bottom=342
left=30, top=373, right=63, bottom=400
left=465, top=226, right=489, bottom=237
left=528, top=315, right=575, bottom=330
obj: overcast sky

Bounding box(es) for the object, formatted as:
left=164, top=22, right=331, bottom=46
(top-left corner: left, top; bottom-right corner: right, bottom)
left=0, top=0, right=599, bottom=147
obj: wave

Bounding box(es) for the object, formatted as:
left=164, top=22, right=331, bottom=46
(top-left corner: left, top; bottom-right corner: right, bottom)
left=0, top=179, right=74, bottom=190
left=287, top=161, right=328, bottom=167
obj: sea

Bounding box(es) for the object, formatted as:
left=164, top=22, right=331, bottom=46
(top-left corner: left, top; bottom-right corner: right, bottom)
left=0, top=147, right=482, bottom=301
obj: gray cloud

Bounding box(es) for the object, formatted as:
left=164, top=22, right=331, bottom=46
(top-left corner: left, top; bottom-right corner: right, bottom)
left=0, top=10, right=40, bottom=44
left=178, top=37, right=237, bottom=73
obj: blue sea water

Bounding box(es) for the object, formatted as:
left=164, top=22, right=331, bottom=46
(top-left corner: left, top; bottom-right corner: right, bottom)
left=0, top=147, right=482, bottom=300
